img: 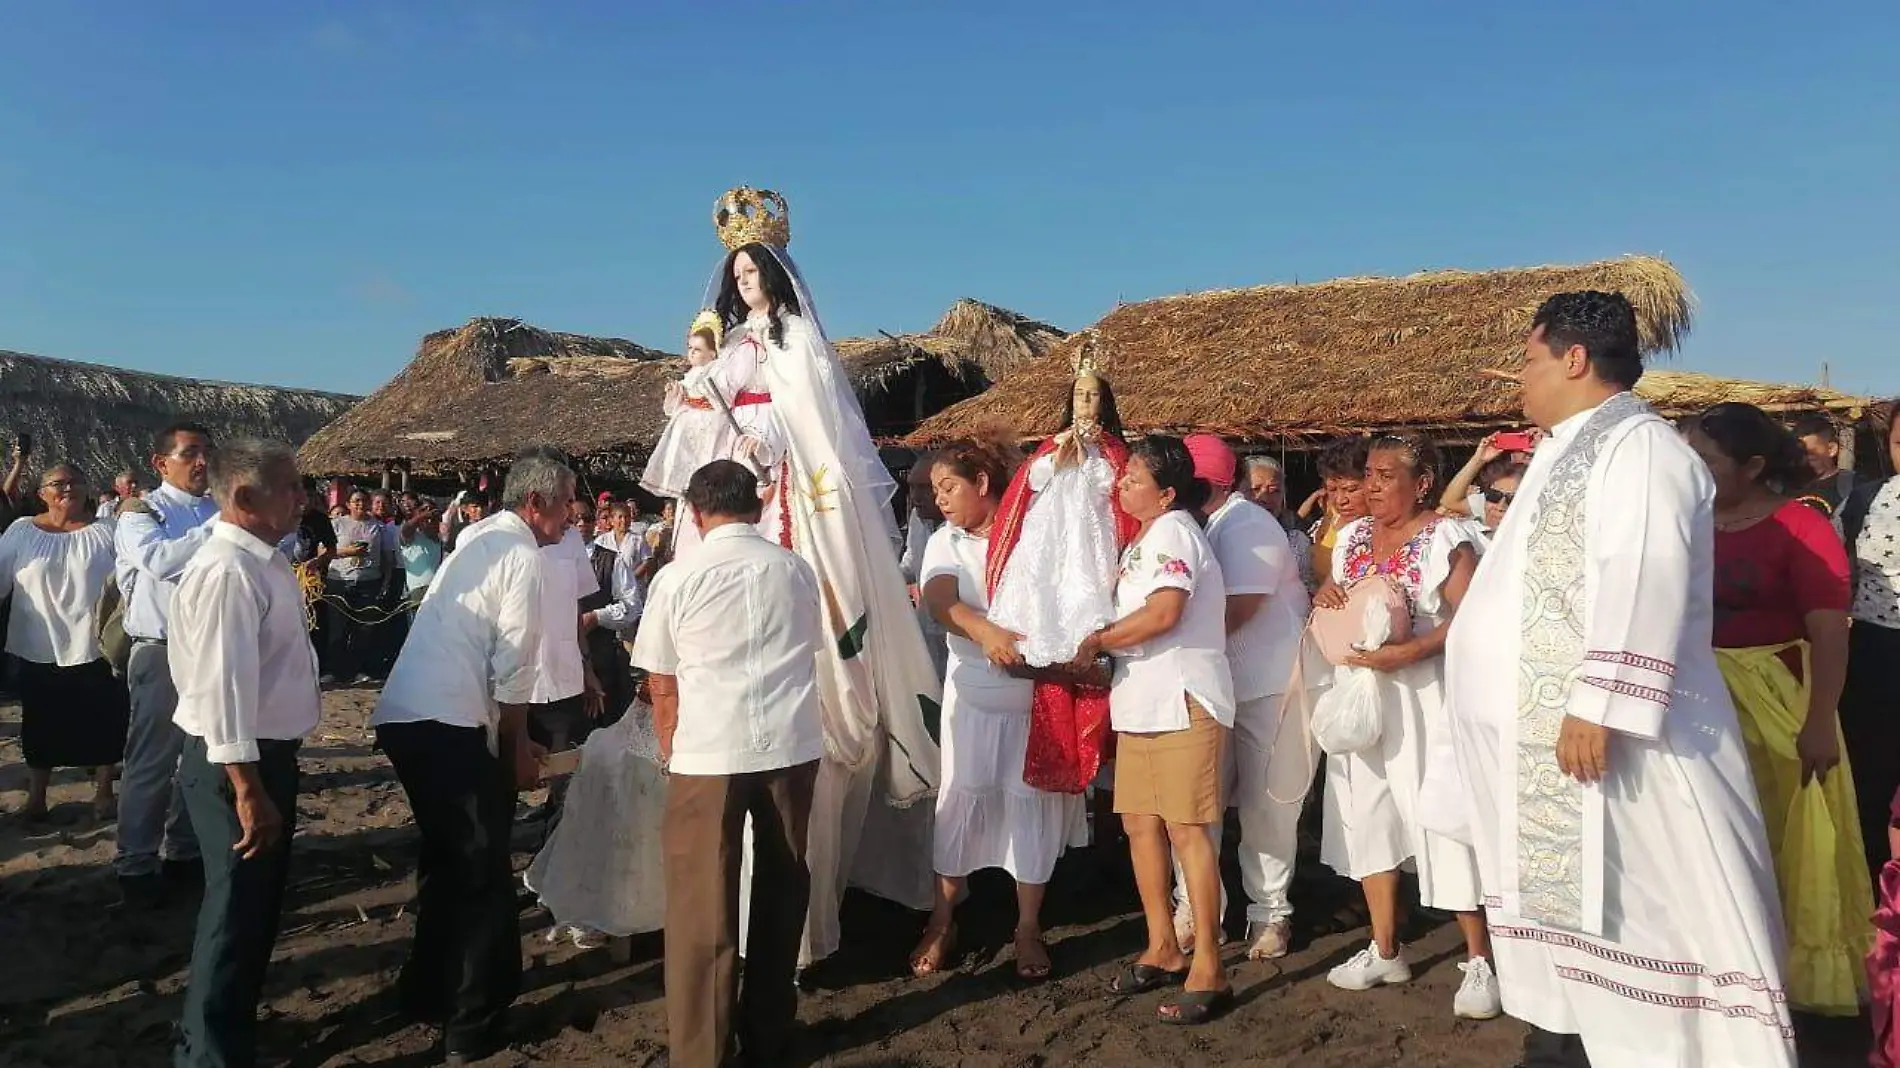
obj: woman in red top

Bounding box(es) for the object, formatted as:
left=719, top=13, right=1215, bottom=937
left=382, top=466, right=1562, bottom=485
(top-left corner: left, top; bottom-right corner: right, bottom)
left=1683, top=402, right=1871, bottom=1016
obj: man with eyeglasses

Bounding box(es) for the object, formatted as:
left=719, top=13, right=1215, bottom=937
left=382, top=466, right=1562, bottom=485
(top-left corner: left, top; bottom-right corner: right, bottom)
left=113, top=421, right=220, bottom=909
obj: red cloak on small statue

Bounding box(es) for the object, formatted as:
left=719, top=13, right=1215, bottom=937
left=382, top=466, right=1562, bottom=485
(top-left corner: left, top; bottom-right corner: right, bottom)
left=984, top=432, right=1140, bottom=794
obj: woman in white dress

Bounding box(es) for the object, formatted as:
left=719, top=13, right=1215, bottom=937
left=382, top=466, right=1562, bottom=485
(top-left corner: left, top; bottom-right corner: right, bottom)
left=907, top=439, right=1089, bottom=980
left=699, top=188, right=942, bottom=965
left=639, top=311, right=735, bottom=501
left=1310, top=433, right=1498, bottom=1020
left=0, top=462, right=126, bottom=820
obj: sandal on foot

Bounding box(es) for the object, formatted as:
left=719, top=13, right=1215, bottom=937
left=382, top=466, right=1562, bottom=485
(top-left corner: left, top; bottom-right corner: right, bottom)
left=907, top=923, right=957, bottom=978
left=1158, top=987, right=1235, bottom=1025
left=1106, top=962, right=1188, bottom=995
left=1014, top=933, right=1053, bottom=982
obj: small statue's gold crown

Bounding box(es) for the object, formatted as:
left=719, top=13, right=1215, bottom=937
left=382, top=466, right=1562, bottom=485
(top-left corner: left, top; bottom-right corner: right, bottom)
left=713, top=186, right=791, bottom=251
left=689, top=308, right=724, bottom=346
left=1071, top=331, right=1104, bottom=379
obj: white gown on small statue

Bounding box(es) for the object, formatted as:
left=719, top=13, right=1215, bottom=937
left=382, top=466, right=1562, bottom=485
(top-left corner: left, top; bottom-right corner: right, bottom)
left=1318, top=516, right=1483, bottom=912
left=640, top=363, right=734, bottom=499
left=523, top=700, right=668, bottom=937
left=987, top=446, right=1120, bottom=667
left=669, top=335, right=787, bottom=561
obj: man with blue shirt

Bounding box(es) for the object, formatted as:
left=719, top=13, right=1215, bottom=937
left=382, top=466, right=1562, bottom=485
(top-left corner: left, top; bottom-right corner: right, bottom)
left=114, top=421, right=220, bottom=908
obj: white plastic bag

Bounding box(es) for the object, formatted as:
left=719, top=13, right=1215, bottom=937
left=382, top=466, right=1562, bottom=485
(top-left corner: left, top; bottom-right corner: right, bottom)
left=1309, top=595, right=1394, bottom=755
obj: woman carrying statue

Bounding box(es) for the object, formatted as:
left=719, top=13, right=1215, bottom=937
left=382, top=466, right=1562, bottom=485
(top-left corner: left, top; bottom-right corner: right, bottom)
left=984, top=353, right=1139, bottom=801
left=687, top=187, right=943, bottom=965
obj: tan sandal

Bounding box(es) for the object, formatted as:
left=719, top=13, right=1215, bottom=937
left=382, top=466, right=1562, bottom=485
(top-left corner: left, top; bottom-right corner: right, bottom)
left=1014, top=930, right=1052, bottom=982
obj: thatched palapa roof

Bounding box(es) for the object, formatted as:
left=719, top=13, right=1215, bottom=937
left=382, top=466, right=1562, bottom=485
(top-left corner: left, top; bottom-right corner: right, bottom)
left=836, top=299, right=1067, bottom=393
left=907, top=256, right=1705, bottom=446
left=1628, top=371, right=1869, bottom=418
left=302, top=300, right=1064, bottom=478
left=0, top=348, right=358, bottom=484
left=296, top=317, right=676, bottom=479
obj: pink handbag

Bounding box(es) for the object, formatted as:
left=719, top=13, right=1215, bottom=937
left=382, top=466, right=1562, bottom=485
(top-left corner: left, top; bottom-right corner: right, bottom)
left=1310, top=575, right=1414, bottom=666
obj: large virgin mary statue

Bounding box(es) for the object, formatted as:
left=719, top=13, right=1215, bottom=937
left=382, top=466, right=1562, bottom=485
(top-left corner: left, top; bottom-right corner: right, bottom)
left=698, top=187, right=942, bottom=963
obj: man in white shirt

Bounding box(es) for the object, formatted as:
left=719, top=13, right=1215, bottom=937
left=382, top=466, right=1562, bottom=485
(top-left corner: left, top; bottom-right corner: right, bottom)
left=326, top=489, right=390, bottom=685
left=370, top=452, right=570, bottom=1066
left=635, top=461, right=823, bottom=1068
left=1176, top=435, right=1312, bottom=961
left=167, top=439, right=321, bottom=1068
left=96, top=468, right=143, bottom=520
left=114, top=421, right=220, bottom=905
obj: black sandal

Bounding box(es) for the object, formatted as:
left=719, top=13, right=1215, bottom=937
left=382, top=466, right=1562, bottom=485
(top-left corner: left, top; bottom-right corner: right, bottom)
left=1106, top=962, right=1188, bottom=995
left=1158, top=987, right=1235, bottom=1025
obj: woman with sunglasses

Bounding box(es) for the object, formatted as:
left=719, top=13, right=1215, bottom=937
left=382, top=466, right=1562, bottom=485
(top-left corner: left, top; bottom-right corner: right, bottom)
left=1439, top=434, right=1531, bottom=537
left=0, top=462, right=128, bottom=821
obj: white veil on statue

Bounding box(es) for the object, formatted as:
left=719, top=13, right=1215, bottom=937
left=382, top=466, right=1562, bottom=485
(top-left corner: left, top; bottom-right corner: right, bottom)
left=700, top=245, right=897, bottom=536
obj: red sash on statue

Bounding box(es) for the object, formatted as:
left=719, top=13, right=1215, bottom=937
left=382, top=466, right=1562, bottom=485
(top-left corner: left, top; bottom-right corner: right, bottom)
left=986, top=432, right=1139, bottom=794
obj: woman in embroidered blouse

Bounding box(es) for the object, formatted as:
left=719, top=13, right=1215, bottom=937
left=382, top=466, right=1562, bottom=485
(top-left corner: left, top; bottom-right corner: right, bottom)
left=1309, top=433, right=1498, bottom=1021
left=908, top=439, right=1089, bottom=980
left=1683, top=402, right=1870, bottom=1015
left=0, top=462, right=127, bottom=820
left=1070, top=435, right=1235, bottom=1024
left=1842, top=399, right=1900, bottom=875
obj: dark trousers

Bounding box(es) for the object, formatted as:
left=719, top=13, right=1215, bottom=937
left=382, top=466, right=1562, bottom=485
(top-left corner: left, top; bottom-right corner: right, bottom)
left=663, top=761, right=818, bottom=1068
left=174, top=735, right=301, bottom=1068
left=1520, top=1027, right=1591, bottom=1067
left=1842, top=622, right=1900, bottom=876
left=376, top=720, right=521, bottom=1053
left=324, top=579, right=383, bottom=680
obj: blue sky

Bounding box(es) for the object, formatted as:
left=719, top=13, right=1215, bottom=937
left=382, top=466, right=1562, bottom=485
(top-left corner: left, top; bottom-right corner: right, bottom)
left=2, top=2, right=1895, bottom=398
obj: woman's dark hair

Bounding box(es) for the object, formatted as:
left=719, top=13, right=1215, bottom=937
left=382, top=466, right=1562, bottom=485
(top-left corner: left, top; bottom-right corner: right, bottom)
left=686, top=460, right=765, bottom=522
left=1061, top=372, right=1124, bottom=438
left=1687, top=403, right=1812, bottom=492
left=931, top=438, right=1022, bottom=501
left=1370, top=432, right=1444, bottom=500
left=1477, top=455, right=1528, bottom=490
left=1129, top=435, right=1210, bottom=518
left=1317, top=436, right=1372, bottom=480
left=715, top=243, right=802, bottom=348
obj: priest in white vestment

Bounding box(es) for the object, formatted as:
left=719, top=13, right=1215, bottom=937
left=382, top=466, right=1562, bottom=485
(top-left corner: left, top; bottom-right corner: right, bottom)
left=1443, top=291, right=1796, bottom=1068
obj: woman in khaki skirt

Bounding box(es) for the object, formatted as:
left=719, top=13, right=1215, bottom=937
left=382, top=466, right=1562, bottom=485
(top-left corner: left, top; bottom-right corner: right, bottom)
left=1072, top=435, right=1235, bottom=1024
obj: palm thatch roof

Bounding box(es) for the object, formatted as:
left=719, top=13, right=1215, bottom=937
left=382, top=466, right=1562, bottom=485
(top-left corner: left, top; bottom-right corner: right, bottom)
left=835, top=299, right=1067, bottom=394
left=1632, top=371, right=1871, bottom=418
left=906, top=256, right=1703, bottom=446
left=296, top=317, right=677, bottom=479
left=0, top=348, right=358, bottom=485
left=302, top=300, right=1063, bottom=478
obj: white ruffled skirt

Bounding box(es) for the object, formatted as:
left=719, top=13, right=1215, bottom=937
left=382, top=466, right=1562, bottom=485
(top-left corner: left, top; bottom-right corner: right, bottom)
left=932, top=679, right=1089, bottom=884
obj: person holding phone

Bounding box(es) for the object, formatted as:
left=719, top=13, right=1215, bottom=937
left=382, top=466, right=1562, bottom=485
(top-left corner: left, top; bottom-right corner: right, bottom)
left=1439, top=432, right=1535, bottom=534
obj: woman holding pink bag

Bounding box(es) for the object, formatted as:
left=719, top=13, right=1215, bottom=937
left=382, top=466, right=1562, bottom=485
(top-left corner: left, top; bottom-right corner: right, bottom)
left=1309, top=432, right=1497, bottom=1022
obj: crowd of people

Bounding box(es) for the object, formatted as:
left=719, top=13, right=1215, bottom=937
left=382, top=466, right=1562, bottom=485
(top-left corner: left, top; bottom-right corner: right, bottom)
left=4, top=192, right=1899, bottom=1068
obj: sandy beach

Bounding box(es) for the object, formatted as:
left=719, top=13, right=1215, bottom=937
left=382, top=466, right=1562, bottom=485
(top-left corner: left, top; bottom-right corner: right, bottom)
left=0, top=687, right=1869, bottom=1068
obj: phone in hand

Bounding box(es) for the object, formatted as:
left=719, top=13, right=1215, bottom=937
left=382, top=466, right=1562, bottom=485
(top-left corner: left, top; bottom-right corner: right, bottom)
left=1493, top=430, right=1536, bottom=453
left=14, top=432, right=30, bottom=456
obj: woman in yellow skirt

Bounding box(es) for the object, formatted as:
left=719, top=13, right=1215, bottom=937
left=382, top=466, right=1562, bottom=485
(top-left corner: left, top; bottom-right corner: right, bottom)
left=1685, top=402, right=1872, bottom=1015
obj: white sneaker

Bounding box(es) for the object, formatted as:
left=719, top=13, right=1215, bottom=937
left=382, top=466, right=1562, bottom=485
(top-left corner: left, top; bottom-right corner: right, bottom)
left=1454, top=956, right=1503, bottom=1020
left=1244, top=919, right=1292, bottom=961
left=1327, top=941, right=1412, bottom=991
left=569, top=925, right=609, bottom=951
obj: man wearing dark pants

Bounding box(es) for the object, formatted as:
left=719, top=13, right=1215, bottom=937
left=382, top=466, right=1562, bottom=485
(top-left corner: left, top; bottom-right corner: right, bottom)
left=371, top=452, right=572, bottom=1065
left=635, top=461, right=825, bottom=1068
left=168, top=439, right=320, bottom=1067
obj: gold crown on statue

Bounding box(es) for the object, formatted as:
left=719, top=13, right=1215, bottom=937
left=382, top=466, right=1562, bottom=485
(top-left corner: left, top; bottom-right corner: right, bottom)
left=1071, top=332, right=1104, bottom=379
left=689, top=308, right=724, bottom=346
left=713, top=186, right=791, bottom=250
